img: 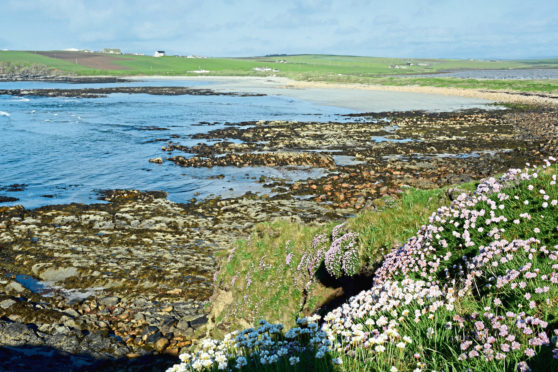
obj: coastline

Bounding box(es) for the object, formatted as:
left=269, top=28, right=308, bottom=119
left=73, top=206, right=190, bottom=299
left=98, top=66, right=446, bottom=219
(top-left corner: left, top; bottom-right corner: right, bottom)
left=126, top=75, right=558, bottom=108
left=285, top=79, right=558, bottom=107
left=3, top=73, right=557, bottom=109
left=2, top=74, right=558, bottom=370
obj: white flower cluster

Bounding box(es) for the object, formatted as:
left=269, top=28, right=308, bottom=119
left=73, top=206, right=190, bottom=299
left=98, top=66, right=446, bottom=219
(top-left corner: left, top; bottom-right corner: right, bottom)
left=167, top=317, right=331, bottom=371
left=167, top=157, right=557, bottom=371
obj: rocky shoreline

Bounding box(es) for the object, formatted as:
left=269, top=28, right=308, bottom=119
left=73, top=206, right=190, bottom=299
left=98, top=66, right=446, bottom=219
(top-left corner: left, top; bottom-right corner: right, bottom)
left=0, top=86, right=265, bottom=98
left=1, top=103, right=557, bottom=370
left=0, top=189, right=345, bottom=370
left=161, top=106, right=558, bottom=210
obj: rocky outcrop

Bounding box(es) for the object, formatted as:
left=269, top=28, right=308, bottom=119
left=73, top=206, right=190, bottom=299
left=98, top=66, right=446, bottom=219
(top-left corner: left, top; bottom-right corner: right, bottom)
left=0, top=86, right=265, bottom=98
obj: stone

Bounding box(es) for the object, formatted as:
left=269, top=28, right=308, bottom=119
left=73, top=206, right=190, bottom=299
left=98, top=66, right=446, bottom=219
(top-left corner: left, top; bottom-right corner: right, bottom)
left=149, top=157, right=163, bottom=164
left=154, top=337, right=170, bottom=352
left=189, top=315, right=208, bottom=329
left=175, top=318, right=191, bottom=331
left=99, top=296, right=120, bottom=307
left=0, top=321, right=42, bottom=346
left=63, top=308, right=80, bottom=318
left=146, top=331, right=163, bottom=344
left=5, top=281, right=25, bottom=293
left=0, top=299, right=16, bottom=309
left=39, top=266, right=78, bottom=282
left=43, top=332, right=80, bottom=353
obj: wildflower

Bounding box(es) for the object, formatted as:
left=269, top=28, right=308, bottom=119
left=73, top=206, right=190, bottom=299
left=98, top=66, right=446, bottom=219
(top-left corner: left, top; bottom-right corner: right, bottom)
left=289, top=356, right=300, bottom=365
left=285, top=252, right=293, bottom=266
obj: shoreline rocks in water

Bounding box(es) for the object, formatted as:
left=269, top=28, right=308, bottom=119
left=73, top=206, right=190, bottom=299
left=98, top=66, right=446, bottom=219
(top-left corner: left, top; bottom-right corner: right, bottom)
left=169, top=152, right=336, bottom=168
left=162, top=106, right=557, bottom=209
left=0, top=86, right=265, bottom=98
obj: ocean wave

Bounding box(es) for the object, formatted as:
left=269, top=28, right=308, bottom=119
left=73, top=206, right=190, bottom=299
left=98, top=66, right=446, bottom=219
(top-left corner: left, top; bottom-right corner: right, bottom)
left=0, top=111, right=10, bottom=117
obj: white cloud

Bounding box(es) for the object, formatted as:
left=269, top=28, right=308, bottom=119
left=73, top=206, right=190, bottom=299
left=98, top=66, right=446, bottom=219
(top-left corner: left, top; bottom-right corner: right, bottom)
left=1, top=0, right=557, bottom=58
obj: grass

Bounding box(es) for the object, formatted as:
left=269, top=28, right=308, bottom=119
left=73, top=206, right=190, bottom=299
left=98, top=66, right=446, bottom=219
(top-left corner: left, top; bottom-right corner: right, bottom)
left=214, top=219, right=335, bottom=331
left=213, top=182, right=477, bottom=333
left=0, top=51, right=97, bottom=74
left=171, top=159, right=558, bottom=372
left=2, top=51, right=558, bottom=93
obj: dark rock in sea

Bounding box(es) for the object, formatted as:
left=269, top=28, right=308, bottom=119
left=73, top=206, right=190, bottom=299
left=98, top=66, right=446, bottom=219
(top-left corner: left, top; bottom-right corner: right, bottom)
left=0, top=86, right=266, bottom=98
left=149, top=157, right=163, bottom=164
left=6, top=184, right=27, bottom=192
left=0, top=196, right=18, bottom=203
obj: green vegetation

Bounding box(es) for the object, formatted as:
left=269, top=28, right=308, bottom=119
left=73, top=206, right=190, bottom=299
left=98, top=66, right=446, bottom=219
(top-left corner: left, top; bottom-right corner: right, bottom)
left=172, top=160, right=558, bottom=372
left=0, top=51, right=96, bottom=74
left=2, top=51, right=558, bottom=93
left=213, top=183, right=475, bottom=332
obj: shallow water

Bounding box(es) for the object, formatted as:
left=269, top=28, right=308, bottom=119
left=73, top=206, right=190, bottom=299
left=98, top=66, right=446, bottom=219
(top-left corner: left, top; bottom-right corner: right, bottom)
left=0, top=80, right=353, bottom=208
left=0, top=79, right=499, bottom=208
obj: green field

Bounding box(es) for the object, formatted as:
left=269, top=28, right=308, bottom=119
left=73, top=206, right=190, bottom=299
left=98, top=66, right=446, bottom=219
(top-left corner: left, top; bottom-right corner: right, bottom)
left=2, top=50, right=558, bottom=93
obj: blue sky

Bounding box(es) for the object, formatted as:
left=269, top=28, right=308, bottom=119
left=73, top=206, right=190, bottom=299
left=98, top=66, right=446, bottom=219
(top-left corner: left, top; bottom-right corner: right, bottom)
left=1, top=0, right=557, bottom=59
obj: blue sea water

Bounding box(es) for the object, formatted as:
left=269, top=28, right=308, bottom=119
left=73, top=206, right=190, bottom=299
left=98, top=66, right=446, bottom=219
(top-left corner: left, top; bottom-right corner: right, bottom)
left=0, top=80, right=355, bottom=208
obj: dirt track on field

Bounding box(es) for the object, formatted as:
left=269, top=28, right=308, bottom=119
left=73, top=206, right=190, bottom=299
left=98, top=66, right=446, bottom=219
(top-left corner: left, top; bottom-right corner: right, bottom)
left=36, top=51, right=131, bottom=70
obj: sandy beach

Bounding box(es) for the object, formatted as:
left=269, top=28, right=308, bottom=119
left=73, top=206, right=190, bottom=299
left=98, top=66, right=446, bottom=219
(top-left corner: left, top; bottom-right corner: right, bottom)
left=127, top=75, right=558, bottom=111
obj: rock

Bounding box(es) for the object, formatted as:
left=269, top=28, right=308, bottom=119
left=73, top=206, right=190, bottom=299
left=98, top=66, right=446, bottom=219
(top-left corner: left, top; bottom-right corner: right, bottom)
left=154, top=337, right=170, bottom=352
left=165, top=347, right=180, bottom=356
left=146, top=331, right=164, bottom=344
left=141, top=325, right=159, bottom=338
left=43, top=332, right=80, bottom=353
left=0, top=299, right=16, bottom=309
left=189, top=315, right=208, bottom=329
left=38, top=266, right=78, bottom=282
left=175, top=318, right=191, bottom=331
left=63, top=308, right=80, bottom=318
left=149, top=157, right=163, bottom=164
left=0, top=321, right=42, bottom=346
left=100, top=296, right=120, bottom=307
left=61, top=315, right=80, bottom=329
left=5, top=281, right=25, bottom=293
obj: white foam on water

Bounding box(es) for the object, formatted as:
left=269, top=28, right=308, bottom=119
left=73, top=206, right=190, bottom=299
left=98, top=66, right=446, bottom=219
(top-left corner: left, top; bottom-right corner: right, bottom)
left=0, top=111, right=10, bottom=117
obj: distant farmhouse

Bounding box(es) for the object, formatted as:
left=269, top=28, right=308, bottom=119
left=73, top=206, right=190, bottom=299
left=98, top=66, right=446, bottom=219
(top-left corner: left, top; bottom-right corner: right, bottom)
left=102, top=48, right=122, bottom=54
left=154, top=51, right=166, bottom=57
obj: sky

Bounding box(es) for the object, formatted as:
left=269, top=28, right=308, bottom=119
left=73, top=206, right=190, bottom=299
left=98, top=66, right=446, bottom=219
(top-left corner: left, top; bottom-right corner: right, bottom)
left=1, top=0, right=557, bottom=59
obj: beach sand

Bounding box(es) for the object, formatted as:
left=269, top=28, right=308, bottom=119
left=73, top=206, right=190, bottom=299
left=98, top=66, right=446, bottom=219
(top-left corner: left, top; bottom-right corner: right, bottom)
left=127, top=76, right=558, bottom=112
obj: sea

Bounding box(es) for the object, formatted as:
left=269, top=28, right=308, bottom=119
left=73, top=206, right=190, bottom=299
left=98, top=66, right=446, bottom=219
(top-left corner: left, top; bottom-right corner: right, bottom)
left=0, top=77, right=507, bottom=209
left=0, top=79, right=357, bottom=209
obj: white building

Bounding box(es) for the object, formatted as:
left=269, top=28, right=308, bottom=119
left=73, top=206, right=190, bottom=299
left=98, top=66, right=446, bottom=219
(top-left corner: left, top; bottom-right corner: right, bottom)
left=154, top=51, right=166, bottom=57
